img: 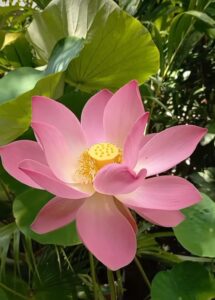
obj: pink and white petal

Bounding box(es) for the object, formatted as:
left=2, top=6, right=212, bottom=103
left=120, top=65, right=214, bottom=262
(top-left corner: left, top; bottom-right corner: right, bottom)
left=32, top=122, right=80, bottom=183
left=19, top=159, right=91, bottom=199
left=135, top=125, right=207, bottom=176
left=123, top=113, right=149, bottom=168
left=103, top=80, right=145, bottom=147
left=134, top=208, right=185, bottom=227
left=0, top=140, right=46, bottom=188
left=116, top=176, right=201, bottom=210
left=32, top=96, right=86, bottom=152
left=81, top=90, right=113, bottom=146
left=94, top=164, right=147, bottom=195
left=76, top=193, right=136, bottom=270
left=31, top=197, right=85, bottom=234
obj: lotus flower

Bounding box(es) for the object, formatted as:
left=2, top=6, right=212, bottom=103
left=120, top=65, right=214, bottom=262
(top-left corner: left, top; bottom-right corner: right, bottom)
left=0, top=81, right=206, bottom=270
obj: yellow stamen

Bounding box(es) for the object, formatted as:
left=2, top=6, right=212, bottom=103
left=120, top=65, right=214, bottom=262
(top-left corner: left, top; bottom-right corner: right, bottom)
left=75, top=142, right=122, bottom=184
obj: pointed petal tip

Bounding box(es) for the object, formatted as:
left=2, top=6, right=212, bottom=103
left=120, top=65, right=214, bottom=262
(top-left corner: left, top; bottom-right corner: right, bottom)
left=31, top=221, right=45, bottom=234
left=129, top=79, right=139, bottom=86
left=32, top=95, right=52, bottom=104
left=100, top=88, right=113, bottom=96
left=135, top=125, right=208, bottom=176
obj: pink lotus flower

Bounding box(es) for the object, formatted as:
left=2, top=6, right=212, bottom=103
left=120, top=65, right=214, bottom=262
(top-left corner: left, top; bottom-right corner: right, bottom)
left=0, top=81, right=206, bottom=270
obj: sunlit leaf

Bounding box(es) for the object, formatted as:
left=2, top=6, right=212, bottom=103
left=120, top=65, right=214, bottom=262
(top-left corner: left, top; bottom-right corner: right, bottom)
left=68, top=9, right=159, bottom=91
left=27, top=0, right=117, bottom=62
left=27, top=0, right=159, bottom=91
left=0, top=33, right=33, bottom=68
left=119, top=0, right=141, bottom=15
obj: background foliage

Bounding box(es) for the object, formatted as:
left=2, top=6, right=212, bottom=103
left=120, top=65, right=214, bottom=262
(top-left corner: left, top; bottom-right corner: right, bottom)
left=0, top=0, right=214, bottom=299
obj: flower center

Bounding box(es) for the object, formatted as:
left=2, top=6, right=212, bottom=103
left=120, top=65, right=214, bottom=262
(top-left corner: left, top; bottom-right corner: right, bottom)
left=88, top=142, right=120, bottom=168
left=75, top=142, right=122, bottom=184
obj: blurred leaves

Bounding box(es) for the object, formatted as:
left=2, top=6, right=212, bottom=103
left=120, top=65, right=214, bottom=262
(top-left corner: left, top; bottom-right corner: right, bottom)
left=0, top=33, right=33, bottom=73
left=189, top=168, right=215, bottom=200
left=0, top=0, right=214, bottom=298
left=166, top=8, right=215, bottom=74
left=0, top=223, right=18, bottom=279
left=32, top=250, right=91, bottom=300
left=0, top=5, right=34, bottom=31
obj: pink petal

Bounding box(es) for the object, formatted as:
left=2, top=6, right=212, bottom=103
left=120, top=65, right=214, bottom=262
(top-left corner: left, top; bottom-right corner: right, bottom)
left=117, top=176, right=201, bottom=210
left=81, top=90, right=113, bottom=146
left=114, top=200, right=137, bottom=234
left=32, top=122, right=82, bottom=183
left=123, top=113, right=149, bottom=168
left=19, top=159, right=91, bottom=199
left=31, top=197, right=84, bottom=234
left=139, top=133, right=156, bottom=149
left=134, top=208, right=185, bottom=227
left=103, top=80, right=145, bottom=147
left=0, top=140, right=46, bottom=188
left=94, top=164, right=147, bottom=195
left=135, top=125, right=207, bottom=176
left=32, top=96, right=86, bottom=151
left=76, top=193, right=136, bottom=270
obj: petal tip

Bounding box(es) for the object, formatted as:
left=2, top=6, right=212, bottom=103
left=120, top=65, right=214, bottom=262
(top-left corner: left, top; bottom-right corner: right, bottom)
left=101, top=89, right=113, bottom=96
left=129, top=79, right=139, bottom=86
left=106, top=254, right=135, bottom=271
left=31, top=219, right=45, bottom=234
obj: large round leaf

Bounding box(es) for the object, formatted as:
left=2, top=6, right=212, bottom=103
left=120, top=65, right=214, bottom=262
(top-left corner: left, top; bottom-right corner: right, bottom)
left=68, top=9, right=159, bottom=91
left=174, top=193, right=215, bottom=257
left=27, top=0, right=117, bottom=61
left=13, top=189, right=81, bottom=246
left=27, top=0, right=159, bottom=91
left=151, top=262, right=215, bottom=300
